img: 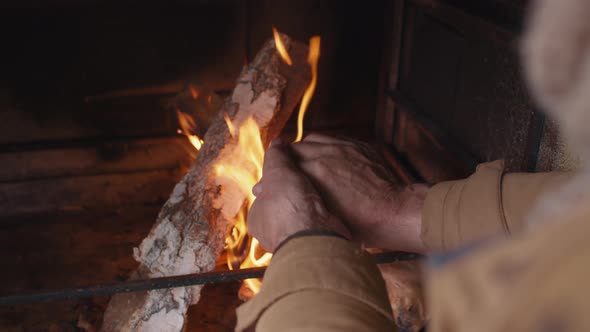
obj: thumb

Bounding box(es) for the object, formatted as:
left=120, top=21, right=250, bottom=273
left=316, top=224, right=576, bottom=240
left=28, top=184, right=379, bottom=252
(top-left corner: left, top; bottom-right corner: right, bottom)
left=263, top=139, right=296, bottom=172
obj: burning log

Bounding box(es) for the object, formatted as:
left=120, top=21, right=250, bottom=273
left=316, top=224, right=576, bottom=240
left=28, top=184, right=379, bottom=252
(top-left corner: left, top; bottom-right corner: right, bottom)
left=101, top=34, right=311, bottom=332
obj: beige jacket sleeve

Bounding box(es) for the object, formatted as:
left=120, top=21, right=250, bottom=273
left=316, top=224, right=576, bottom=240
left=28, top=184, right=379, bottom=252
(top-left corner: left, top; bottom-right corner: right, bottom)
left=427, top=200, right=590, bottom=332
left=235, top=236, right=396, bottom=332
left=421, top=160, right=573, bottom=252
left=235, top=162, right=574, bottom=331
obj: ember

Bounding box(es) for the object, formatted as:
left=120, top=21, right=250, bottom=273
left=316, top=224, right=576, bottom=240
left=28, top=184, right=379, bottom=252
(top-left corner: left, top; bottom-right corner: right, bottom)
left=176, top=109, right=204, bottom=151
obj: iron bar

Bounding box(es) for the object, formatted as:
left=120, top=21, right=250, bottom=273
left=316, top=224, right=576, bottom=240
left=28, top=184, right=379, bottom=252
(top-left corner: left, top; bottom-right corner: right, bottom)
left=0, top=251, right=420, bottom=306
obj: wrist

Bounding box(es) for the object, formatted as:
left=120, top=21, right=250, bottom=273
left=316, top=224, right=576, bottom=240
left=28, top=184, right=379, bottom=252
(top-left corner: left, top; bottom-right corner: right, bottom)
left=399, top=184, right=429, bottom=253
left=274, top=229, right=347, bottom=253
left=376, top=184, right=429, bottom=253
left=270, top=207, right=351, bottom=253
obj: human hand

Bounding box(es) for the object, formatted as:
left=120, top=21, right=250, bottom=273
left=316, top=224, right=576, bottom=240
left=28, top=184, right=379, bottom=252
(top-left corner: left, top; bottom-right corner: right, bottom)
left=291, top=134, right=428, bottom=253
left=248, top=139, right=351, bottom=252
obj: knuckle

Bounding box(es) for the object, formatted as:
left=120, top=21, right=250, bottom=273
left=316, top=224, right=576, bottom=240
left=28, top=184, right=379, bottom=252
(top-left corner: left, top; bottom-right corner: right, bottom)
left=264, top=145, right=281, bottom=159
left=327, top=145, right=345, bottom=156
left=353, top=141, right=369, bottom=153
left=304, top=133, right=324, bottom=141
left=343, top=146, right=356, bottom=155
left=305, top=159, right=330, bottom=177
left=265, top=165, right=293, bottom=180
left=304, top=133, right=318, bottom=140
left=291, top=142, right=313, bottom=157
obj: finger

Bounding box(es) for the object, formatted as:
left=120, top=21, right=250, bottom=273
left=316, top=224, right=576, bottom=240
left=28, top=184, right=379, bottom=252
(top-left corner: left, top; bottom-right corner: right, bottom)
left=269, top=137, right=283, bottom=148
left=262, top=144, right=296, bottom=172
left=303, top=133, right=357, bottom=146
left=298, top=159, right=324, bottom=183
left=246, top=199, right=268, bottom=249
left=303, top=133, right=345, bottom=144
left=252, top=182, right=262, bottom=197
left=291, top=142, right=336, bottom=161
left=257, top=138, right=292, bottom=197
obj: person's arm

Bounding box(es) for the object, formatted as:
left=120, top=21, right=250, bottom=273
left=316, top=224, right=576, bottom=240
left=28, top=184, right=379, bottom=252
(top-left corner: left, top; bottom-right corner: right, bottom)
left=236, top=236, right=395, bottom=332
left=422, top=160, right=574, bottom=252
left=290, top=135, right=574, bottom=254
left=237, top=140, right=396, bottom=331
left=425, top=199, right=590, bottom=332
left=290, top=134, right=428, bottom=253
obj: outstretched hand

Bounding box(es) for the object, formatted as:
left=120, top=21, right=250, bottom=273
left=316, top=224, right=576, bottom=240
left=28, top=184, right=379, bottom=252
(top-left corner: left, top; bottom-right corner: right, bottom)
left=247, top=139, right=351, bottom=252
left=291, top=134, right=427, bottom=253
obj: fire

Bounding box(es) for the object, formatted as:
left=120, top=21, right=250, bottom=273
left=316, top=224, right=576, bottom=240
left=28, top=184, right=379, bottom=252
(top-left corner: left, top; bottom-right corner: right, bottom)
left=189, top=85, right=200, bottom=99
left=216, top=115, right=271, bottom=294
left=177, top=29, right=321, bottom=297
left=272, top=27, right=321, bottom=142
left=294, top=36, right=320, bottom=142
left=223, top=112, right=236, bottom=137
left=176, top=110, right=204, bottom=150
left=272, top=26, right=293, bottom=66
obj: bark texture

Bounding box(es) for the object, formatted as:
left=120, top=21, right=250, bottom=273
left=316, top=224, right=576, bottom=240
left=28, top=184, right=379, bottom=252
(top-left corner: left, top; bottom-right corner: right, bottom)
left=101, top=35, right=310, bottom=332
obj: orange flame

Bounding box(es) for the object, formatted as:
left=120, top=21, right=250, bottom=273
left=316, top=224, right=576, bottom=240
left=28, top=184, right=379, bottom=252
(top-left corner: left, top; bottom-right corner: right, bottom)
left=294, top=36, right=320, bottom=142
left=217, top=115, right=271, bottom=294
left=272, top=26, right=293, bottom=66
left=189, top=85, right=200, bottom=99
left=176, top=110, right=204, bottom=150
left=224, top=112, right=236, bottom=137
left=218, top=31, right=321, bottom=296
left=178, top=29, right=321, bottom=297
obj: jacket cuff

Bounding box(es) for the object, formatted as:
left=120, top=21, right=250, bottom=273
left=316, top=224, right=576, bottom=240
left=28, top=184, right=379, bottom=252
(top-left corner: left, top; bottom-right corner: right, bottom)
left=273, top=229, right=346, bottom=253
left=421, top=160, right=508, bottom=252
left=235, top=236, right=393, bottom=331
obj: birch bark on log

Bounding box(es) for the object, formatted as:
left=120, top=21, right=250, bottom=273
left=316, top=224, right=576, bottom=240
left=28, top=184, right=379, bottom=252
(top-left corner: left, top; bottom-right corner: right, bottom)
left=101, top=35, right=310, bottom=332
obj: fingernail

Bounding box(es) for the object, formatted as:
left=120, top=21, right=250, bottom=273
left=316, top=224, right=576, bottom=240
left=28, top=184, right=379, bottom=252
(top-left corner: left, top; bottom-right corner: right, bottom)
left=269, top=138, right=283, bottom=147
left=252, top=183, right=262, bottom=196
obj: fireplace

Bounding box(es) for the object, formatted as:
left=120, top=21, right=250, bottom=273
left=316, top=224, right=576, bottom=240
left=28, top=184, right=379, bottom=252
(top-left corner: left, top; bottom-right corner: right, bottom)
left=0, top=0, right=574, bottom=331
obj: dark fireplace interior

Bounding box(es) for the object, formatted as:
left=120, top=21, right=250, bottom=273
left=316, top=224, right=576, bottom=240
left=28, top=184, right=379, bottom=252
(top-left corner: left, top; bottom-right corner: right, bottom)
left=0, top=0, right=573, bottom=331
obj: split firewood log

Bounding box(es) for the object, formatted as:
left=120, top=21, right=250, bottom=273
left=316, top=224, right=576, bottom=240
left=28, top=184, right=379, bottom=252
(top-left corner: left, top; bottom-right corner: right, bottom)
left=101, top=34, right=310, bottom=332
left=379, top=261, right=427, bottom=332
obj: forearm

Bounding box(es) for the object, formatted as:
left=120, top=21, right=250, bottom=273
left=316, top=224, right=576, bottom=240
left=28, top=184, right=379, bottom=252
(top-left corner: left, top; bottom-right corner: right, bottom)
left=421, top=160, right=574, bottom=252
left=373, top=184, right=430, bottom=254
left=235, top=236, right=396, bottom=332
